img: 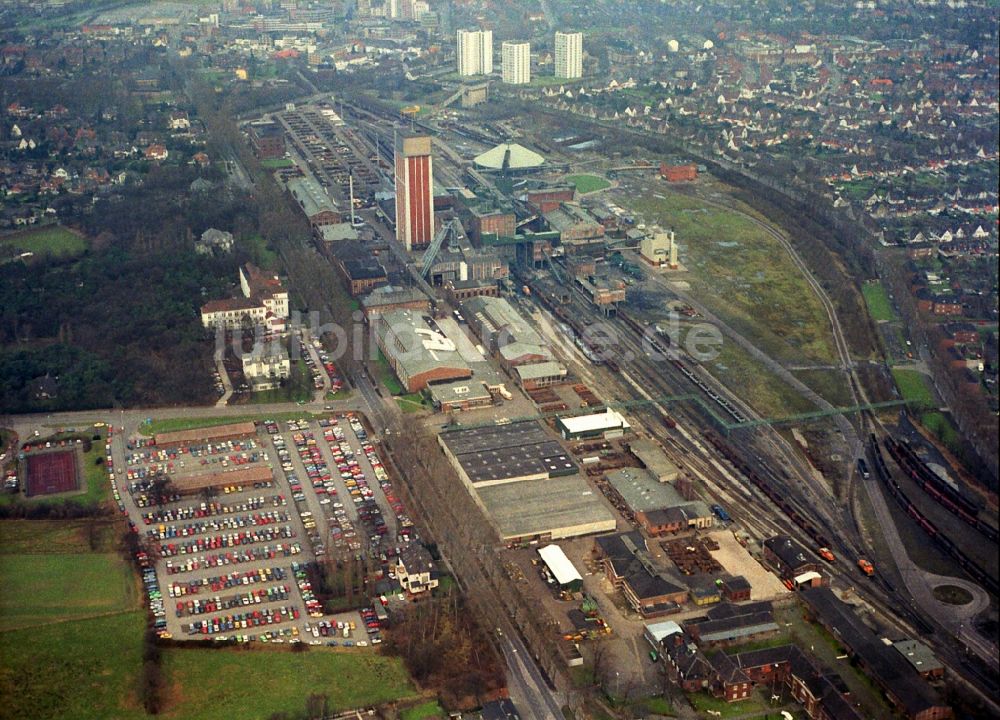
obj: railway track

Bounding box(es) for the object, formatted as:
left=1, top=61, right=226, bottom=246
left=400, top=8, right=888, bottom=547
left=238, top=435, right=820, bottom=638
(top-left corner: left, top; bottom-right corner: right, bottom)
left=529, top=282, right=868, bottom=571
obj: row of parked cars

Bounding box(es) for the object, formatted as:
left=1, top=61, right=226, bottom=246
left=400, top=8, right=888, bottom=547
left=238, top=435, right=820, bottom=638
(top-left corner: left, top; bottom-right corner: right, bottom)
left=176, top=584, right=292, bottom=617
left=292, top=561, right=324, bottom=618
left=356, top=431, right=416, bottom=542
left=141, top=495, right=286, bottom=525
left=159, top=525, right=296, bottom=557
left=125, top=438, right=258, bottom=465
left=136, top=550, right=169, bottom=637
left=168, top=565, right=288, bottom=597
left=146, top=509, right=290, bottom=539
left=302, top=338, right=345, bottom=393
left=163, top=542, right=302, bottom=574
left=184, top=605, right=302, bottom=636
left=318, top=420, right=383, bottom=550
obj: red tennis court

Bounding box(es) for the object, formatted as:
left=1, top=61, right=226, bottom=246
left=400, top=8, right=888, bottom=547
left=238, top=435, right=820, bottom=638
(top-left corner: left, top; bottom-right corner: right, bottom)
left=25, top=450, right=80, bottom=497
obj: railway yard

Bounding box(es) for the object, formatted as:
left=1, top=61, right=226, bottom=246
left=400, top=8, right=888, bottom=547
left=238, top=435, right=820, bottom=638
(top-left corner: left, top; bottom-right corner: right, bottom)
left=243, top=92, right=999, bottom=709
left=4, top=86, right=994, bottom=720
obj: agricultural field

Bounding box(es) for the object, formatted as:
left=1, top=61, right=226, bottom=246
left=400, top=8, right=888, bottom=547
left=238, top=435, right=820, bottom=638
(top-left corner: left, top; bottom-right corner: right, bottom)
left=861, top=281, right=897, bottom=322
left=630, top=189, right=836, bottom=364
left=564, top=174, right=611, bottom=194
left=0, top=225, right=87, bottom=258
left=0, top=553, right=135, bottom=631
left=0, top=609, right=149, bottom=720
left=160, top=647, right=416, bottom=720
left=0, top=518, right=146, bottom=720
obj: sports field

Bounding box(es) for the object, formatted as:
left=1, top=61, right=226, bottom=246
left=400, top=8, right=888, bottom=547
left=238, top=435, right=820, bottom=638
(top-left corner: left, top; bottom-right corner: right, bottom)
left=564, top=174, right=611, bottom=194
left=0, top=225, right=87, bottom=257
left=25, top=450, right=80, bottom=496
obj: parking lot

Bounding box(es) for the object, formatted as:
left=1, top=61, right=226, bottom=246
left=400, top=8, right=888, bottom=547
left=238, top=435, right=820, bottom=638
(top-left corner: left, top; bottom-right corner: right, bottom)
left=112, top=415, right=408, bottom=647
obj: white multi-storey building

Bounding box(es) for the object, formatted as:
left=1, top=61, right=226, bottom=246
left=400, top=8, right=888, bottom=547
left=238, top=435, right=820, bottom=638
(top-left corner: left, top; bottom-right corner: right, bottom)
left=456, top=28, right=493, bottom=76
left=501, top=42, right=531, bottom=84
left=554, top=31, right=583, bottom=79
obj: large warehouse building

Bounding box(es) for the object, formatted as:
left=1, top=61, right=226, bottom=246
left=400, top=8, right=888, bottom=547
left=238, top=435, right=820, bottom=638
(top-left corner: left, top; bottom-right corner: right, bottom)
left=439, top=420, right=577, bottom=487
left=439, top=420, right=616, bottom=542
left=373, top=309, right=472, bottom=392
left=476, top=474, right=617, bottom=542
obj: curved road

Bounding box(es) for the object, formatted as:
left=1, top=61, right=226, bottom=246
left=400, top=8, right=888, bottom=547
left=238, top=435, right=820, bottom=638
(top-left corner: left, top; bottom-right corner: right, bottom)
left=650, top=188, right=994, bottom=652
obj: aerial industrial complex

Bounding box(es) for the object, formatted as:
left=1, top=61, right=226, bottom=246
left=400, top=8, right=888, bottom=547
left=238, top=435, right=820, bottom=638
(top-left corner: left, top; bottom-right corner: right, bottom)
left=3, top=4, right=996, bottom=719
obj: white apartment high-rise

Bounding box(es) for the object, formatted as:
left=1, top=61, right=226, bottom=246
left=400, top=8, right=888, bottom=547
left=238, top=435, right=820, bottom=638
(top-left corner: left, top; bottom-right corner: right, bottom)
left=501, top=42, right=530, bottom=85
left=456, top=28, right=493, bottom=76
left=554, top=31, right=583, bottom=79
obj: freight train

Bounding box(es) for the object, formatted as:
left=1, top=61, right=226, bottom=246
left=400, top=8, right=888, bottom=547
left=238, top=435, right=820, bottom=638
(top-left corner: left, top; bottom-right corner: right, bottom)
left=870, top=435, right=998, bottom=595
left=704, top=432, right=833, bottom=561
left=883, top=437, right=997, bottom=543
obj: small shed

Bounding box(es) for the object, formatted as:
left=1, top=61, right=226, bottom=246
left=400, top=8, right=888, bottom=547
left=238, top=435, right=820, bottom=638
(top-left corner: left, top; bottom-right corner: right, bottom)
left=537, top=544, right=583, bottom=592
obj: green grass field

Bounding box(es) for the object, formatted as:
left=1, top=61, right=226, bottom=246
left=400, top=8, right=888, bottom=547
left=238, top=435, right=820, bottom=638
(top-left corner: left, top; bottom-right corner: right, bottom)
left=564, top=174, right=611, bottom=194
left=373, top=350, right=405, bottom=395
left=919, top=411, right=961, bottom=451
left=0, top=225, right=87, bottom=258
left=705, top=342, right=816, bottom=420
left=160, top=647, right=416, bottom=720
left=0, top=610, right=150, bottom=720
left=400, top=700, right=445, bottom=720
left=891, top=368, right=936, bottom=406
left=259, top=158, right=294, bottom=170
left=0, top=554, right=136, bottom=631
left=632, top=191, right=836, bottom=364
left=0, top=518, right=120, bottom=554
left=0, top=516, right=147, bottom=720
left=249, top=359, right=313, bottom=405
left=396, top=392, right=429, bottom=414
left=687, top=691, right=765, bottom=718
left=861, top=281, right=897, bottom=322
left=140, top=412, right=318, bottom=436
